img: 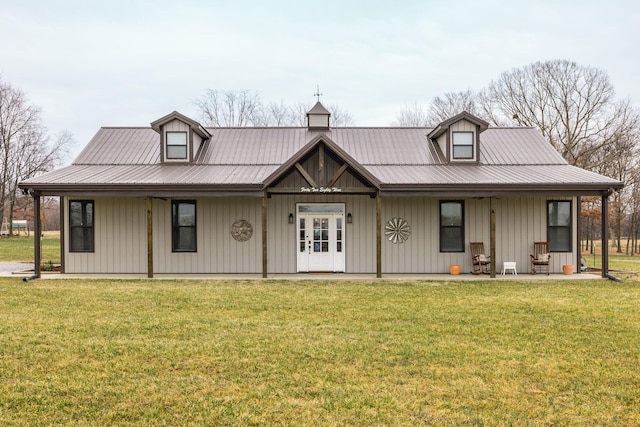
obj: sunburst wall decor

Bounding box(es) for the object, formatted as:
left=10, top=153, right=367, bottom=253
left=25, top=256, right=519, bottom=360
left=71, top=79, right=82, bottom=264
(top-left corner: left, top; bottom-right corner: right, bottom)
left=385, top=217, right=411, bottom=243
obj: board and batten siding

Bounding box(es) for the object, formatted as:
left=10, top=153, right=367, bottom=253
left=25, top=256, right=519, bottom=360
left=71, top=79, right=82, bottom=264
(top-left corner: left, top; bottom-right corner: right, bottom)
left=153, top=197, right=262, bottom=274
left=64, top=197, right=147, bottom=273
left=267, top=194, right=376, bottom=273
left=63, top=195, right=577, bottom=275
left=381, top=196, right=577, bottom=274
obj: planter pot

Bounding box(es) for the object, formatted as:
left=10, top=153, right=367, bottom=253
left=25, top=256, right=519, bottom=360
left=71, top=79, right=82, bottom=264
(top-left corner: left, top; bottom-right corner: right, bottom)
left=449, top=264, right=461, bottom=275
left=562, top=264, right=574, bottom=275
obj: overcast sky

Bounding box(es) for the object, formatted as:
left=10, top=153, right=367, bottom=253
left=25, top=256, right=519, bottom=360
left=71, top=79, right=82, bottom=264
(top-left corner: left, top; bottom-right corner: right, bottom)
left=2, top=0, right=639, bottom=163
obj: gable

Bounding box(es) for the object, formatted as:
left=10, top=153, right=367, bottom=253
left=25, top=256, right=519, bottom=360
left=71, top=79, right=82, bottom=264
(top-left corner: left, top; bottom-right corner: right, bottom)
left=263, top=135, right=379, bottom=195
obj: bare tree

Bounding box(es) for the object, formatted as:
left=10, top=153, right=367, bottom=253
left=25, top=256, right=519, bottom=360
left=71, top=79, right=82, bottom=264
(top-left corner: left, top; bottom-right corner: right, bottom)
left=477, top=60, right=621, bottom=168
left=391, top=102, right=430, bottom=127
left=392, top=90, right=480, bottom=127
left=0, top=78, right=72, bottom=234
left=195, top=90, right=355, bottom=127
left=195, top=89, right=264, bottom=127
left=428, top=90, right=478, bottom=124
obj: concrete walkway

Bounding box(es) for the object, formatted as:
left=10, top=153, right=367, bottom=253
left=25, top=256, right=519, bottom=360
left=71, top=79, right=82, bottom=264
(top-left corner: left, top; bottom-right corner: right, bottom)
left=0, top=262, right=34, bottom=277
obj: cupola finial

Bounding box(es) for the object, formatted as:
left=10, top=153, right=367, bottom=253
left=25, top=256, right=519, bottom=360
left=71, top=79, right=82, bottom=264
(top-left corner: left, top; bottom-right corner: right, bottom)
left=313, top=85, right=323, bottom=102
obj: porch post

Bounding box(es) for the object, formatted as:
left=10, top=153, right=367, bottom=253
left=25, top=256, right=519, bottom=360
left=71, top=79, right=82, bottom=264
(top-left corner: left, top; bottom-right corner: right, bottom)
left=33, top=192, right=41, bottom=278
left=576, top=196, right=581, bottom=274
left=262, top=194, right=268, bottom=278
left=490, top=198, right=496, bottom=278
left=146, top=196, right=153, bottom=278
left=376, top=194, right=382, bottom=278
left=59, top=196, right=65, bottom=273
left=601, top=191, right=610, bottom=278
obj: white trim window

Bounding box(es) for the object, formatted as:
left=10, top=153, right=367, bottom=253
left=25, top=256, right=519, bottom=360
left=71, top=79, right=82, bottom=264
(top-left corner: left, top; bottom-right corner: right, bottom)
left=452, top=131, right=474, bottom=160
left=166, top=131, right=188, bottom=160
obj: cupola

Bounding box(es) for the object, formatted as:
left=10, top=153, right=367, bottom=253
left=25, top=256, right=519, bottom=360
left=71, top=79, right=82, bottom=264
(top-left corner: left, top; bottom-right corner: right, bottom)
left=306, top=102, right=331, bottom=131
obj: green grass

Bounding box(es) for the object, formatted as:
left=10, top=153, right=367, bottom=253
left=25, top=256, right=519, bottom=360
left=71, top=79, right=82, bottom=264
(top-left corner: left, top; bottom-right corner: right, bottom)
left=1, top=278, right=638, bottom=425
left=0, top=231, right=60, bottom=264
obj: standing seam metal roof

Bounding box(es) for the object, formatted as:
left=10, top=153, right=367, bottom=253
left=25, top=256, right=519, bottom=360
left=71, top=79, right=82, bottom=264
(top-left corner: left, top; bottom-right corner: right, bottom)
left=22, top=125, right=621, bottom=191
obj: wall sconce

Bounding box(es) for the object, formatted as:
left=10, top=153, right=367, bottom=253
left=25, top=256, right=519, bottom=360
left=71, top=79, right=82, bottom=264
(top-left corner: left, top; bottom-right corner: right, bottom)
left=288, top=213, right=294, bottom=224
left=347, top=213, right=353, bottom=224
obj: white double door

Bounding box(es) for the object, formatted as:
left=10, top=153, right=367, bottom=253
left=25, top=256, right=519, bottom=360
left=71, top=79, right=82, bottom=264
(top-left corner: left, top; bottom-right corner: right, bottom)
left=296, top=204, right=345, bottom=272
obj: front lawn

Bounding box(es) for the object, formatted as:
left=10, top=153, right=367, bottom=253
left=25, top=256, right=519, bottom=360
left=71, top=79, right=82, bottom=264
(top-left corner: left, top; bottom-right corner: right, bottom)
left=1, top=278, right=638, bottom=425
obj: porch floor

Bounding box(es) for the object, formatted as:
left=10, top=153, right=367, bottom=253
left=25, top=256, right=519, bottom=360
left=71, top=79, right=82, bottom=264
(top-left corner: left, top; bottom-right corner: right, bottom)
left=17, top=272, right=605, bottom=281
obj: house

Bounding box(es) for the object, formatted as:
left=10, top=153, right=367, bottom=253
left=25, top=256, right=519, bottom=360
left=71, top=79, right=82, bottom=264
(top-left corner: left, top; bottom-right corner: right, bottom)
left=19, top=103, right=623, bottom=278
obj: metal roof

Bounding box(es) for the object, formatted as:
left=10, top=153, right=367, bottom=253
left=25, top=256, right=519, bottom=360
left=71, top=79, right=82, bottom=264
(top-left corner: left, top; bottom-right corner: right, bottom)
left=22, top=122, right=622, bottom=196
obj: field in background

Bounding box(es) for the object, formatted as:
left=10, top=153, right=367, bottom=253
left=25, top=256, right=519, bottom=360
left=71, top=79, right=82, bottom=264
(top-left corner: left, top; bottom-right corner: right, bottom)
left=0, top=278, right=638, bottom=425
left=0, top=231, right=60, bottom=263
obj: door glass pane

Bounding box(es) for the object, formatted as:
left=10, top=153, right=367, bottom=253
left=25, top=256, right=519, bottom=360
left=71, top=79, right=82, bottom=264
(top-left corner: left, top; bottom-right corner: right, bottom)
left=299, top=205, right=343, bottom=213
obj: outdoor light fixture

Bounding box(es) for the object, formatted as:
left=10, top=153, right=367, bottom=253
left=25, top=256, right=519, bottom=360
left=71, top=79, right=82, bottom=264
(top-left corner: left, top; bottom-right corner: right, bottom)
left=288, top=213, right=294, bottom=224
left=347, top=213, right=353, bottom=224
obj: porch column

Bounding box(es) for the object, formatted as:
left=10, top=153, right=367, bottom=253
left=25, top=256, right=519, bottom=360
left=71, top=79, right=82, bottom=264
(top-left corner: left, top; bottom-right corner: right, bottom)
left=376, top=194, right=382, bottom=278
left=601, top=191, right=610, bottom=278
left=262, top=194, right=268, bottom=278
left=59, top=196, right=65, bottom=273
left=576, top=196, right=581, bottom=274
left=490, top=198, right=496, bottom=278
left=33, top=192, right=41, bottom=278
left=146, top=196, right=153, bottom=278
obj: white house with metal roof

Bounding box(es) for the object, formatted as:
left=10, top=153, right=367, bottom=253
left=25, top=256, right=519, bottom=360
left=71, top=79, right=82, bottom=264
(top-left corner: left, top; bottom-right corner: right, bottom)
left=20, top=103, right=623, bottom=278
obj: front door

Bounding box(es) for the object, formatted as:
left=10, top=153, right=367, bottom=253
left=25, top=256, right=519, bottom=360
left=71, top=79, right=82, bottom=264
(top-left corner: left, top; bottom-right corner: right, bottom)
left=297, top=204, right=345, bottom=272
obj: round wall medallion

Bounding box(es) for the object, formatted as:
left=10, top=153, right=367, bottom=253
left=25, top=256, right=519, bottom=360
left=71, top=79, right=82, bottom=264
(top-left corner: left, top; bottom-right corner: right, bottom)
left=385, top=217, right=411, bottom=244
left=231, top=219, right=253, bottom=242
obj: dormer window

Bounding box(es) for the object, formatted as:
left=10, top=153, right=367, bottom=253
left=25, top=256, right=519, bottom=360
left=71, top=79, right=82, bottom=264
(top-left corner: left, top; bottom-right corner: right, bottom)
left=151, top=111, right=211, bottom=164
left=427, top=111, right=488, bottom=164
left=452, top=131, right=474, bottom=159
left=166, top=131, right=188, bottom=159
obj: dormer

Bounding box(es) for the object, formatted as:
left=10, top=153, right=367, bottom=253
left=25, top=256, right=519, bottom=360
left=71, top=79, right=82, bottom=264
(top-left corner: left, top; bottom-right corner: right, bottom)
left=427, top=111, right=489, bottom=163
left=151, top=111, right=211, bottom=163
left=307, top=102, right=331, bottom=131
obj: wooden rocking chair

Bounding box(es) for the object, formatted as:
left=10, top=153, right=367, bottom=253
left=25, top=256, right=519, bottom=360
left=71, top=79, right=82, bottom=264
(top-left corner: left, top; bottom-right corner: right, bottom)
left=530, top=241, right=550, bottom=275
left=470, top=242, right=490, bottom=274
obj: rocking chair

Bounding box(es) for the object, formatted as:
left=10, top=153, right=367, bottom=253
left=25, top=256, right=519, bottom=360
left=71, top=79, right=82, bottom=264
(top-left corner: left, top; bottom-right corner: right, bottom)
left=470, top=242, right=491, bottom=274
left=530, top=241, right=551, bottom=275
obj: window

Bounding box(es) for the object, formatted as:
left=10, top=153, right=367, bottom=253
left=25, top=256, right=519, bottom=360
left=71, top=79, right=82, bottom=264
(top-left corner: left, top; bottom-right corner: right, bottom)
left=166, top=131, right=187, bottom=159
left=548, top=201, right=571, bottom=252
left=440, top=201, right=464, bottom=252
left=69, top=200, right=94, bottom=252
left=452, top=131, right=474, bottom=159
left=172, top=200, right=197, bottom=252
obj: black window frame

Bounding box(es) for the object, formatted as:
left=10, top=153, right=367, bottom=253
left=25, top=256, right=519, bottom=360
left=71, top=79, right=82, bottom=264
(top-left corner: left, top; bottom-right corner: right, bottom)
left=166, top=131, right=188, bottom=160
left=171, top=200, right=197, bottom=252
left=440, top=200, right=465, bottom=252
left=547, top=200, right=572, bottom=252
left=69, top=199, right=95, bottom=253
left=452, top=131, right=474, bottom=160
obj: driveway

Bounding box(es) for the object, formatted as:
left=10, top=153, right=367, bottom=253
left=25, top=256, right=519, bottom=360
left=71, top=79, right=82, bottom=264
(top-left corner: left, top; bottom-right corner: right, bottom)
left=0, top=262, right=34, bottom=276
